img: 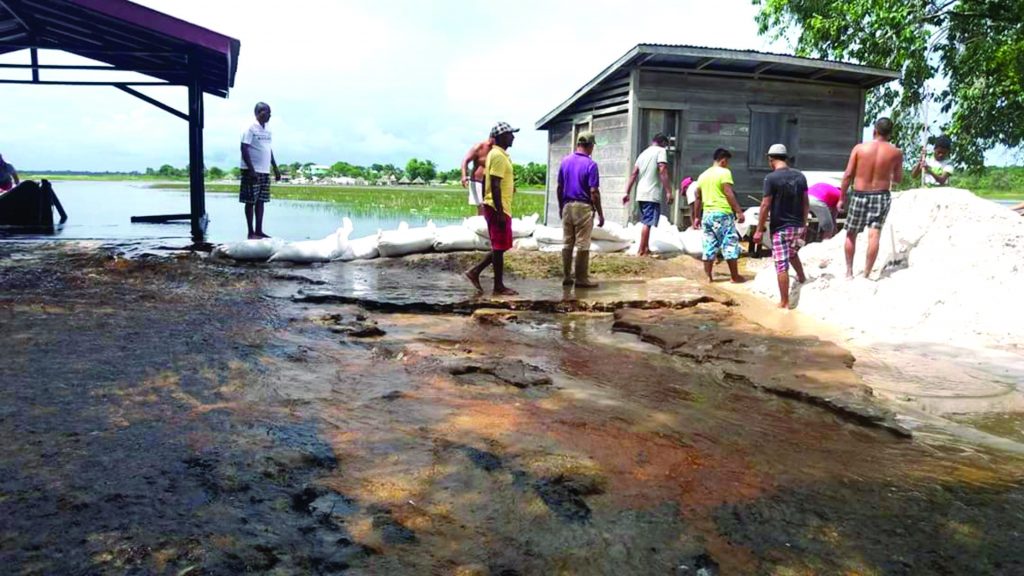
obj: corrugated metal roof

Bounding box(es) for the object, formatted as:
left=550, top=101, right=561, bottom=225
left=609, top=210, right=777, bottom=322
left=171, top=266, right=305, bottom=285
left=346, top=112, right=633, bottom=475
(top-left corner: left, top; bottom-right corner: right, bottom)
left=536, top=44, right=899, bottom=130
left=0, top=0, right=239, bottom=97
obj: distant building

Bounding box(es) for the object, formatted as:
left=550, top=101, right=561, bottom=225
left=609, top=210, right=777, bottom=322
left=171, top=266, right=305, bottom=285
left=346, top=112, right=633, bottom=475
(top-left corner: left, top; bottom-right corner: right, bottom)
left=304, top=165, right=331, bottom=178
left=535, top=44, right=898, bottom=225
left=412, top=177, right=426, bottom=186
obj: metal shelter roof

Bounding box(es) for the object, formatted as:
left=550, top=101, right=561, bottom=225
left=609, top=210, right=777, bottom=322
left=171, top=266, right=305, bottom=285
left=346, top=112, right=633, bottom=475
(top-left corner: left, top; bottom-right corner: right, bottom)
left=0, top=0, right=239, bottom=97
left=536, top=44, right=900, bottom=130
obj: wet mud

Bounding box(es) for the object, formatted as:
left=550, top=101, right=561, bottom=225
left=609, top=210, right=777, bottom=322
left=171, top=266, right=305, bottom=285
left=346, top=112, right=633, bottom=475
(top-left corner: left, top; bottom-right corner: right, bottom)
left=2, top=244, right=1023, bottom=575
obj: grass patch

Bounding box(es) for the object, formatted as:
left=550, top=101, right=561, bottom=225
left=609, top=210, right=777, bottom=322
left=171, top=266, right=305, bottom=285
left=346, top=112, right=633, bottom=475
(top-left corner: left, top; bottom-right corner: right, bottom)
left=150, top=183, right=546, bottom=219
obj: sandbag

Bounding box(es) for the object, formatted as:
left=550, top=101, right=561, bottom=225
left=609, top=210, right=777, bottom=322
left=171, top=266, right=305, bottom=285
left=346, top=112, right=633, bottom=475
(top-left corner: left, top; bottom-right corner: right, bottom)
left=342, top=234, right=380, bottom=261
left=590, top=221, right=631, bottom=243
left=214, top=238, right=285, bottom=261
left=539, top=242, right=567, bottom=253
left=512, top=213, right=540, bottom=238
left=378, top=221, right=436, bottom=257
left=513, top=236, right=539, bottom=251
left=270, top=227, right=352, bottom=263
left=532, top=225, right=565, bottom=245
left=433, top=225, right=490, bottom=252
left=649, top=216, right=684, bottom=254
left=736, top=207, right=759, bottom=237
left=463, top=215, right=488, bottom=237
left=591, top=239, right=631, bottom=253
left=680, top=228, right=704, bottom=257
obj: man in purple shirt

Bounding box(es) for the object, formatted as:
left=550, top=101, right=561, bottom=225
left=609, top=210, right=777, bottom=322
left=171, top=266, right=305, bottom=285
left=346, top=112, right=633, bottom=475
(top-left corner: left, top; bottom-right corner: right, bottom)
left=557, top=132, right=605, bottom=288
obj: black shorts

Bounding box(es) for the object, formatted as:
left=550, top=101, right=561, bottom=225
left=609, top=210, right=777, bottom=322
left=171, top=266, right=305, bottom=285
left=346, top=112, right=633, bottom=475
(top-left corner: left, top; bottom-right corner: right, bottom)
left=239, top=170, right=271, bottom=204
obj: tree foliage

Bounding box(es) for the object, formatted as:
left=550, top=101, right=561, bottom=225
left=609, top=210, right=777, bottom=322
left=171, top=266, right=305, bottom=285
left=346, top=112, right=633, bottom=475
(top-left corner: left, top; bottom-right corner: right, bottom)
left=404, top=158, right=438, bottom=182
left=754, top=0, right=1024, bottom=168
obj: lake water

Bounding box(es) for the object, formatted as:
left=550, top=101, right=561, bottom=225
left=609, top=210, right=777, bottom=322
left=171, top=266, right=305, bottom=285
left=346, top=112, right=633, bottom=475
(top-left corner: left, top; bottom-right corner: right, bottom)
left=0, top=180, right=462, bottom=243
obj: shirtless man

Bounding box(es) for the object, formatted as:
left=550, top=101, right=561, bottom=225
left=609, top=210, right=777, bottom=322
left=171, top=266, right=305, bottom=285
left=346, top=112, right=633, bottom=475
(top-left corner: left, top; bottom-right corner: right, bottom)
left=839, top=117, right=904, bottom=279
left=461, top=136, right=494, bottom=215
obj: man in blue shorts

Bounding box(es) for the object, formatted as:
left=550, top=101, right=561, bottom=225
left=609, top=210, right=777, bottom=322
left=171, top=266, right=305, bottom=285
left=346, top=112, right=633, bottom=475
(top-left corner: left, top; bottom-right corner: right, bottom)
left=623, top=134, right=672, bottom=256
left=694, top=148, right=746, bottom=283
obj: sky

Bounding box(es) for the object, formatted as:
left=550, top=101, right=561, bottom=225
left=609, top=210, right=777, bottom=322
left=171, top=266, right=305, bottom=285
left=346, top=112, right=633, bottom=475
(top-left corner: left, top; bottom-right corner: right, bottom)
left=1, top=0, right=795, bottom=172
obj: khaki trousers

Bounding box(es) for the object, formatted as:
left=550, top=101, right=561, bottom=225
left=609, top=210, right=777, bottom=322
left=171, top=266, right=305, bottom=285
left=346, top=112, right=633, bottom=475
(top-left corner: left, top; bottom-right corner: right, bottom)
left=562, top=202, right=595, bottom=249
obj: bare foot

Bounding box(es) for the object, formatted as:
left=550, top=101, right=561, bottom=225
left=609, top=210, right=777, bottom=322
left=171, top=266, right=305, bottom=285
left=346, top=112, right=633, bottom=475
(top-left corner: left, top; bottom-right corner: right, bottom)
left=493, top=286, right=518, bottom=296
left=256, top=232, right=271, bottom=239
left=730, top=276, right=747, bottom=284
left=778, top=301, right=789, bottom=309
left=845, top=270, right=854, bottom=280
left=464, top=271, right=483, bottom=294
left=247, top=233, right=260, bottom=240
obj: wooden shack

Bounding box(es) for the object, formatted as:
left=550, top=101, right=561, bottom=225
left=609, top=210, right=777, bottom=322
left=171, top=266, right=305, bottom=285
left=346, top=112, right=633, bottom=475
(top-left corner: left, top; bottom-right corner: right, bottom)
left=535, top=44, right=898, bottom=226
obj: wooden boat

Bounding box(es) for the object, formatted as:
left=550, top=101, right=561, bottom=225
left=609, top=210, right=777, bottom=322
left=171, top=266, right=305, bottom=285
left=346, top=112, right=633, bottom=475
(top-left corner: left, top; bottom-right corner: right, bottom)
left=0, top=180, right=68, bottom=230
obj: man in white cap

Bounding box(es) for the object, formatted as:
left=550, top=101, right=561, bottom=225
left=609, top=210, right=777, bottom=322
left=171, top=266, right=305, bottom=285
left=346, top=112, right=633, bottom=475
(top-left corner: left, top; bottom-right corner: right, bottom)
left=465, top=122, right=519, bottom=296
left=753, top=144, right=809, bottom=308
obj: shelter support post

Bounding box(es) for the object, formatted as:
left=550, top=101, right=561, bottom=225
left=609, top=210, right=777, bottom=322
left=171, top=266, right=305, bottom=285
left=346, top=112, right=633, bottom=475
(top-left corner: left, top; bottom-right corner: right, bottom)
left=187, top=59, right=207, bottom=243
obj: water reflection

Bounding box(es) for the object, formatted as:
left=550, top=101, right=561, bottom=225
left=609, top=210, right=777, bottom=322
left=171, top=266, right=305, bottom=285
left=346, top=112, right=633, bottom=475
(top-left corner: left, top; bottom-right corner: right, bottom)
left=0, top=180, right=462, bottom=243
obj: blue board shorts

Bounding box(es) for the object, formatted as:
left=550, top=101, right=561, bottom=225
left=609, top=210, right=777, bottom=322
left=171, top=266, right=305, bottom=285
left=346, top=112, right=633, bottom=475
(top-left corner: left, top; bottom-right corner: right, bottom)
left=702, top=212, right=741, bottom=261
left=639, top=201, right=660, bottom=227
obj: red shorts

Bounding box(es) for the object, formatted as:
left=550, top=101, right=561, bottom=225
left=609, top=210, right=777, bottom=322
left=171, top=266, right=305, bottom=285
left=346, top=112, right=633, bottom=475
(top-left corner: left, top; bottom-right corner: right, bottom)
left=483, top=204, right=513, bottom=251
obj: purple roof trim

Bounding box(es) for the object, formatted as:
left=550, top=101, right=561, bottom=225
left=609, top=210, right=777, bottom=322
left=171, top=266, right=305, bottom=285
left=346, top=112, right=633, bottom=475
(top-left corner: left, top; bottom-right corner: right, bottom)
left=67, top=0, right=235, bottom=56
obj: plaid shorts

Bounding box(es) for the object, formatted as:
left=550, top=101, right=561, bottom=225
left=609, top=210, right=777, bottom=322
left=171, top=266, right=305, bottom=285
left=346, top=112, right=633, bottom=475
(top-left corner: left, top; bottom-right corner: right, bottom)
left=772, top=226, right=806, bottom=274
left=239, top=170, right=271, bottom=204
left=702, top=212, right=741, bottom=261
left=845, top=191, right=890, bottom=233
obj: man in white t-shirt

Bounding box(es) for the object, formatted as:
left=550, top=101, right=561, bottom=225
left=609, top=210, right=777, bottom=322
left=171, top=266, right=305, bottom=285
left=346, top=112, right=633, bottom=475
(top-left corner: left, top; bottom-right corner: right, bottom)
left=239, top=102, right=281, bottom=239
left=622, top=134, right=672, bottom=256
left=912, top=134, right=953, bottom=187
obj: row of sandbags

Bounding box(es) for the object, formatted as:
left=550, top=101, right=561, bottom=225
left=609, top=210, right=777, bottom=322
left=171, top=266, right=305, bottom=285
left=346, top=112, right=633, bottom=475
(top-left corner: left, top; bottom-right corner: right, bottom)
left=214, top=209, right=759, bottom=263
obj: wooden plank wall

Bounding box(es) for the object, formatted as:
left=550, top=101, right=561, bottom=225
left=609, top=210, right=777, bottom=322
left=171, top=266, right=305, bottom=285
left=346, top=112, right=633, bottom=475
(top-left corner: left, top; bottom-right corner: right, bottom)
left=544, top=111, right=630, bottom=225
left=637, top=71, right=862, bottom=207
left=544, top=123, right=573, bottom=225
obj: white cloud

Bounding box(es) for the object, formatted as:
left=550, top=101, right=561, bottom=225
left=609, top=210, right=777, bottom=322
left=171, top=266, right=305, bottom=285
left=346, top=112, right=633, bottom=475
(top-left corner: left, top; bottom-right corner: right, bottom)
left=1, top=0, right=778, bottom=171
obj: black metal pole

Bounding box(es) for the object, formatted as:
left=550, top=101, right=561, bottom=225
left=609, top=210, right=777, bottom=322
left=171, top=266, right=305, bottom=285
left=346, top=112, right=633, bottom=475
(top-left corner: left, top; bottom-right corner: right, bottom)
left=187, top=55, right=206, bottom=243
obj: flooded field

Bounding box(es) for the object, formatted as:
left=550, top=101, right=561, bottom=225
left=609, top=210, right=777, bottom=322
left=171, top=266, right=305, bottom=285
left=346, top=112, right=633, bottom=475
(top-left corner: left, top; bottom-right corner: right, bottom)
left=1, top=243, right=1022, bottom=575
left=0, top=181, right=460, bottom=243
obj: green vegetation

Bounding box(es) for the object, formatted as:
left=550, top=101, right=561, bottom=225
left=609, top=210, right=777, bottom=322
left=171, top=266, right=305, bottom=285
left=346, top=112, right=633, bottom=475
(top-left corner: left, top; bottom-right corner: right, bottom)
left=755, top=0, right=1024, bottom=168
left=151, top=183, right=547, bottom=219
left=949, top=166, right=1024, bottom=200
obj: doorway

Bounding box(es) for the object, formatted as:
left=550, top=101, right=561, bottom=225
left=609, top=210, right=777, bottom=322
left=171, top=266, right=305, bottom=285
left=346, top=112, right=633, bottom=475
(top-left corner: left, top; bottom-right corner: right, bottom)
left=637, top=109, right=682, bottom=224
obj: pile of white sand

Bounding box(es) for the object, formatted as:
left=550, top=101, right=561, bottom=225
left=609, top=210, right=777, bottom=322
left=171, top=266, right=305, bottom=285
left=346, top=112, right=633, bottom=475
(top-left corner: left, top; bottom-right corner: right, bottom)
left=750, top=188, right=1024, bottom=348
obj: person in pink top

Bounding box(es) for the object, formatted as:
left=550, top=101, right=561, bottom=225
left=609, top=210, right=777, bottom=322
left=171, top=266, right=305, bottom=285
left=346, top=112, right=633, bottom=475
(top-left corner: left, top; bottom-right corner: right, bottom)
left=808, top=182, right=842, bottom=238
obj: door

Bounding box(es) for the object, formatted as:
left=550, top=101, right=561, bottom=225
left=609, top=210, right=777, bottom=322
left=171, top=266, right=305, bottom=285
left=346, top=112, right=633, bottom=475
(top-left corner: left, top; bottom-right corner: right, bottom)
left=637, top=109, right=682, bottom=224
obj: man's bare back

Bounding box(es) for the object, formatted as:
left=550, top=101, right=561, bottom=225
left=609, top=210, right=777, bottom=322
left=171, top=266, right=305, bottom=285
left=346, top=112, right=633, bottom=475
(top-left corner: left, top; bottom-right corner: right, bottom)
left=462, top=140, right=493, bottom=185
left=843, top=140, right=904, bottom=193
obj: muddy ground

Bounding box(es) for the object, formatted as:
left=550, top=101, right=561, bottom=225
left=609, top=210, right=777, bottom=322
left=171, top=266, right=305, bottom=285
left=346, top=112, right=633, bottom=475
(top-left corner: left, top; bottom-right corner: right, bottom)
left=1, top=244, right=1022, bottom=575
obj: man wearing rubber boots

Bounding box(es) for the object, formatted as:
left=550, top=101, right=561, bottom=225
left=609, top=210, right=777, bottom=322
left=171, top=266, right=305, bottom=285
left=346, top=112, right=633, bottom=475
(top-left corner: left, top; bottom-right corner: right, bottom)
left=556, top=131, right=605, bottom=288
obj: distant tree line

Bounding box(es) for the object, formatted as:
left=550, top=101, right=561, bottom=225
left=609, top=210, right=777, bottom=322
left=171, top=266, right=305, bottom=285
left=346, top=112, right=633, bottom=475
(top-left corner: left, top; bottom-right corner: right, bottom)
left=143, top=158, right=549, bottom=186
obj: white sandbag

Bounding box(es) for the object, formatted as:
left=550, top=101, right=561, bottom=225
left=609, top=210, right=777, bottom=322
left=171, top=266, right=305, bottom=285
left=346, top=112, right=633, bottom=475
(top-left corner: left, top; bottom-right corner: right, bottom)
left=513, top=236, right=539, bottom=251
left=539, top=242, right=567, bottom=253
left=512, top=213, right=540, bottom=238
left=680, top=228, right=704, bottom=257
left=736, top=207, right=759, bottom=237
left=341, top=234, right=380, bottom=261
left=590, top=221, right=632, bottom=243
left=433, top=225, right=490, bottom=252
left=463, top=215, right=489, bottom=237
left=378, top=221, right=437, bottom=257
left=533, top=225, right=565, bottom=245
left=650, top=216, right=684, bottom=254
left=269, top=227, right=351, bottom=263
left=214, top=238, right=285, bottom=261
left=591, top=239, right=631, bottom=253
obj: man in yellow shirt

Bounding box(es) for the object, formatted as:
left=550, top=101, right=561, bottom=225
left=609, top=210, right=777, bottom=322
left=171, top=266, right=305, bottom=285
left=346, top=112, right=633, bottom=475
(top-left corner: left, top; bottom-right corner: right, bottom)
left=465, top=122, right=519, bottom=296
left=694, top=148, right=746, bottom=283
